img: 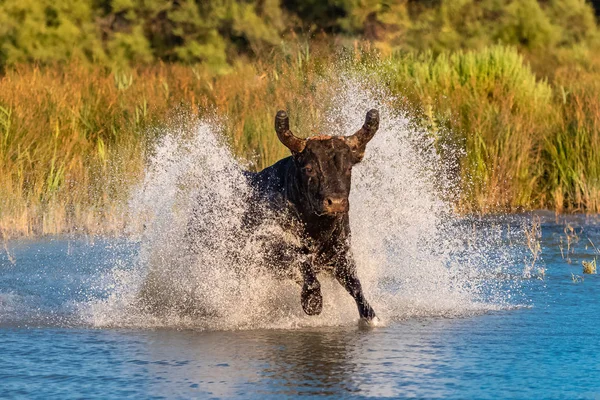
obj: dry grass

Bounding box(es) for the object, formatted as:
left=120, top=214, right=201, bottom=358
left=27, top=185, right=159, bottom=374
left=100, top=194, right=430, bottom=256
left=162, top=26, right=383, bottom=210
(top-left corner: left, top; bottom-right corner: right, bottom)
left=0, top=46, right=339, bottom=237
left=523, top=215, right=543, bottom=278
left=582, top=259, right=597, bottom=274
left=1, top=44, right=600, bottom=237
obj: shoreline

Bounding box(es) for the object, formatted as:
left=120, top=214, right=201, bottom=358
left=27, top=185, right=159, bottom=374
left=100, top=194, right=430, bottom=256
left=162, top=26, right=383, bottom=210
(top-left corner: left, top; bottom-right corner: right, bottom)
left=2, top=209, right=599, bottom=241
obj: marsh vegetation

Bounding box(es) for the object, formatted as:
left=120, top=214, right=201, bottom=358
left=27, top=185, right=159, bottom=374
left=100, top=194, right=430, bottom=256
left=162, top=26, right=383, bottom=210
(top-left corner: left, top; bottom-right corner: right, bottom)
left=1, top=0, right=600, bottom=236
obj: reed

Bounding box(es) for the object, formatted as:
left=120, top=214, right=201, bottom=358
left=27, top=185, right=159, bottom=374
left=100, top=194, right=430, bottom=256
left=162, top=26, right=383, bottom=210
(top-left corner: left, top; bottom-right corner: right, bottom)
left=582, top=259, right=597, bottom=274
left=1, top=44, right=600, bottom=237
left=0, top=46, right=338, bottom=236
left=546, top=63, right=600, bottom=213
left=383, top=46, right=556, bottom=212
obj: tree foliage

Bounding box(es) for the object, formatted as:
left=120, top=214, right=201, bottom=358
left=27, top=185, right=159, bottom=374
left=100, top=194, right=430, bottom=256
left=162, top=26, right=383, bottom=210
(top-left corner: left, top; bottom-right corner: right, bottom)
left=0, top=0, right=598, bottom=68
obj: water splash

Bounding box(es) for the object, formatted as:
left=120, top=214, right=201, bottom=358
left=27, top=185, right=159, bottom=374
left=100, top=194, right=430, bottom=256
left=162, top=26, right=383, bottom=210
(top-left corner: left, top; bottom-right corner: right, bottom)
left=81, top=77, right=526, bottom=330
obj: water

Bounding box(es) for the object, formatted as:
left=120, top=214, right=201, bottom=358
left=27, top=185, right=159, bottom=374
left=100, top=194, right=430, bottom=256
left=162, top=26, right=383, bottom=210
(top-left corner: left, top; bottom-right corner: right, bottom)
left=2, top=79, right=600, bottom=398
left=1, top=225, right=599, bottom=399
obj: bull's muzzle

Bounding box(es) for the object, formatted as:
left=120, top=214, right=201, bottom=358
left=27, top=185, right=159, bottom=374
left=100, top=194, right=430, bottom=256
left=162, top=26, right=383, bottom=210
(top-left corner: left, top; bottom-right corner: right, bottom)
left=322, top=197, right=349, bottom=214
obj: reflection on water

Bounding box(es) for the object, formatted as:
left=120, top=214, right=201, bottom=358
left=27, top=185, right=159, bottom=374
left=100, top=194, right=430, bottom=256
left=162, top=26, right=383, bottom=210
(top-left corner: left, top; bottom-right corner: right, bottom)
left=4, top=304, right=599, bottom=399
left=2, top=322, right=468, bottom=399
left=143, top=328, right=363, bottom=398
left=2, top=302, right=600, bottom=398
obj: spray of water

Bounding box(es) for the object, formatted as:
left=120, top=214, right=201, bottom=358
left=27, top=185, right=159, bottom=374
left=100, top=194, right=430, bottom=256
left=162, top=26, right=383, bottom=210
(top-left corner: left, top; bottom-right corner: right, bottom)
left=81, top=76, right=525, bottom=330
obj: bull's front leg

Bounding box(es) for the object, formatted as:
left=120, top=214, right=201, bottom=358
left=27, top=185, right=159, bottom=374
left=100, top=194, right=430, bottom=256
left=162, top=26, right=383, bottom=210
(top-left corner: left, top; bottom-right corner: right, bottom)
left=334, top=256, right=376, bottom=322
left=299, top=260, right=323, bottom=316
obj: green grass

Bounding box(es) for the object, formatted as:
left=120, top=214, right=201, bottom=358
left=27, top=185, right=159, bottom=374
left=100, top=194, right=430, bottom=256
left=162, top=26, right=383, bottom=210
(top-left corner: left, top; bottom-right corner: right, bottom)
left=383, top=46, right=556, bottom=212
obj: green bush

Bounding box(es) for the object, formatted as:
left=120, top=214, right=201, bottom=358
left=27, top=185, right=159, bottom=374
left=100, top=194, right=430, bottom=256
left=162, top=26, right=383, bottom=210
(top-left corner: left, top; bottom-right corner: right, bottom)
left=1, top=0, right=598, bottom=70
left=0, top=0, right=104, bottom=65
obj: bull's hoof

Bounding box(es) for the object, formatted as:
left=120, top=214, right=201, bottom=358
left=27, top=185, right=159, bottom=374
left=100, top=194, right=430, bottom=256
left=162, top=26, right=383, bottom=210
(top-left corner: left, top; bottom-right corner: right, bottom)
left=358, top=304, right=377, bottom=322
left=301, top=281, right=322, bottom=316
left=358, top=315, right=381, bottom=328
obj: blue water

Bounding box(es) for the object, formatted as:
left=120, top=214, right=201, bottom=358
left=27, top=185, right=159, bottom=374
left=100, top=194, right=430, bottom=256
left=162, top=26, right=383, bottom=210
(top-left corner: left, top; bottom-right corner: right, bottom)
left=1, top=216, right=599, bottom=399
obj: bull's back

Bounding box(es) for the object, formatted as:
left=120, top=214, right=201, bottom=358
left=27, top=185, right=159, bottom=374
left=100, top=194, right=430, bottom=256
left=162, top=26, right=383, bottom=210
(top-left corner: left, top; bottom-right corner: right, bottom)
left=245, top=157, right=293, bottom=205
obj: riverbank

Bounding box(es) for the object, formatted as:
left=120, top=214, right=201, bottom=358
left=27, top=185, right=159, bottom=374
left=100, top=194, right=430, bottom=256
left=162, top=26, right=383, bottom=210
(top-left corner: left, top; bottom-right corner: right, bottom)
left=0, top=44, right=599, bottom=237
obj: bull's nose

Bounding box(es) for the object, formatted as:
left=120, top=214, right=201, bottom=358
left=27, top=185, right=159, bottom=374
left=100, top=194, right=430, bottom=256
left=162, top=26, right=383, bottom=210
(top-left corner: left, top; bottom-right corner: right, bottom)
left=322, top=197, right=349, bottom=214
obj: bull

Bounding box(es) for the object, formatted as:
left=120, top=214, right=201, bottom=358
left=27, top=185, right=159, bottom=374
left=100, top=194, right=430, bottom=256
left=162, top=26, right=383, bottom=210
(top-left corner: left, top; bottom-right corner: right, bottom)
left=244, top=109, right=380, bottom=323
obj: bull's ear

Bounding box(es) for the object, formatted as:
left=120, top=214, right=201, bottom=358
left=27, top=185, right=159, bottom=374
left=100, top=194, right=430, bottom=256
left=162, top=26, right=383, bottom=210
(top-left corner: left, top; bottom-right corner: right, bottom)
left=344, top=109, right=379, bottom=162
left=275, top=110, right=306, bottom=154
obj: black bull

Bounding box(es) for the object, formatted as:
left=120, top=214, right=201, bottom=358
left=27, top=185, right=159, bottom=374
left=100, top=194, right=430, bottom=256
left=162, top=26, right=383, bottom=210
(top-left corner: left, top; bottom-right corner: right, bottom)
left=189, top=109, right=380, bottom=323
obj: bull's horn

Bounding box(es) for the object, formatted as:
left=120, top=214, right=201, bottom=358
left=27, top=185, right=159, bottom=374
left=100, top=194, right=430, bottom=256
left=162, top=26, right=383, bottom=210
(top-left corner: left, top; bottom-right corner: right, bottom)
left=345, top=109, right=379, bottom=161
left=275, top=110, right=306, bottom=153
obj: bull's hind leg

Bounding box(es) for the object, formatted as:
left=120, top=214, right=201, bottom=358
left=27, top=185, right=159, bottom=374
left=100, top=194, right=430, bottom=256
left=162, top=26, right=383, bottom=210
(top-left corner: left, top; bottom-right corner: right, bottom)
left=299, top=261, right=323, bottom=316
left=334, top=258, right=376, bottom=322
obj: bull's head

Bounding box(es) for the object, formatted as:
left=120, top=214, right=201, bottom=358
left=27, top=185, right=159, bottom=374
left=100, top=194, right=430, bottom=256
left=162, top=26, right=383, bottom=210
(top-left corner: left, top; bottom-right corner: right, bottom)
left=275, top=109, right=379, bottom=216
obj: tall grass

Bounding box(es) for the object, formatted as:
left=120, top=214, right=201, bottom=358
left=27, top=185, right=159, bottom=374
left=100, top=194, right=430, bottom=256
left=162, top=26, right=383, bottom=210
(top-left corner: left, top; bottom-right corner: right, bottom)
left=0, top=44, right=599, bottom=237
left=382, top=46, right=600, bottom=213
left=384, top=46, right=556, bottom=212
left=0, top=48, right=339, bottom=237
left=547, top=64, right=600, bottom=212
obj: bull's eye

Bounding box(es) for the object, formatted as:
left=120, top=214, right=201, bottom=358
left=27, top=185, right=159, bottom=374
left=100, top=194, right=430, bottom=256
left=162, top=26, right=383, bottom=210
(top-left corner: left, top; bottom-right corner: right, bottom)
left=303, top=165, right=315, bottom=175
